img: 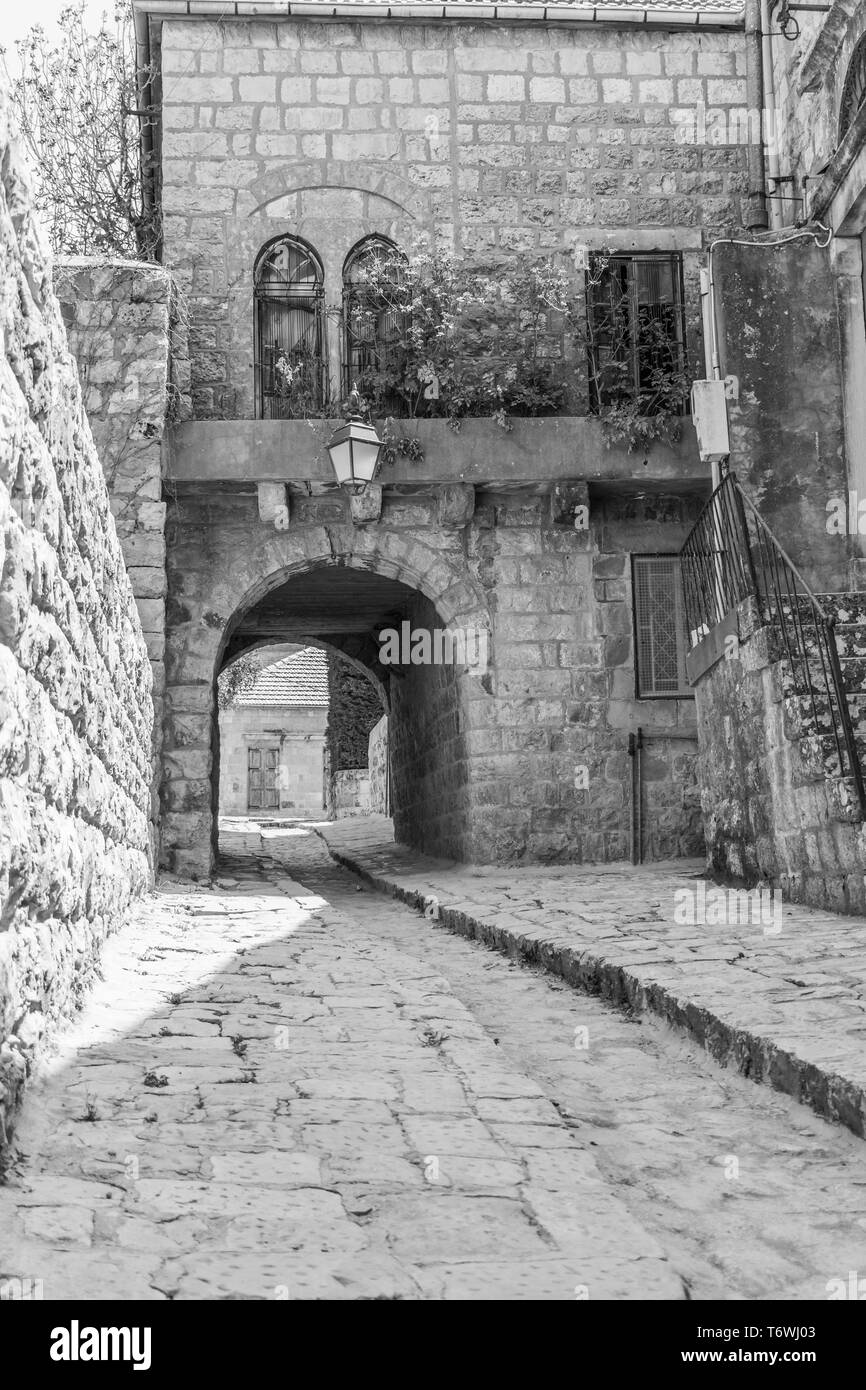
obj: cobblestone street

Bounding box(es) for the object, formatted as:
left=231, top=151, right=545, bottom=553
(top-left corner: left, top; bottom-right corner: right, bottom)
left=2, top=826, right=865, bottom=1301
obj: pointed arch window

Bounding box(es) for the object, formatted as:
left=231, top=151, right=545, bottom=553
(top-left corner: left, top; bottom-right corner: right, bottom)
left=840, top=34, right=866, bottom=142
left=255, top=237, right=327, bottom=419
left=342, top=237, right=407, bottom=413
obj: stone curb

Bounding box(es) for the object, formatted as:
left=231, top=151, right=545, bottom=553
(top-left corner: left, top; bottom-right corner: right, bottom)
left=317, top=832, right=866, bottom=1142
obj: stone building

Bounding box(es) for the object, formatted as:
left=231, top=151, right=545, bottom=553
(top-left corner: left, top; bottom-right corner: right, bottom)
left=219, top=646, right=329, bottom=818
left=678, top=1, right=866, bottom=913
left=127, top=0, right=761, bottom=878
left=767, top=0, right=866, bottom=533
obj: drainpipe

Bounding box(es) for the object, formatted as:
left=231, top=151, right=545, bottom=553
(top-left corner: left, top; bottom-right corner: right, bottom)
left=744, top=0, right=769, bottom=230
left=761, top=0, right=781, bottom=230
left=628, top=730, right=643, bottom=866
left=133, top=5, right=160, bottom=261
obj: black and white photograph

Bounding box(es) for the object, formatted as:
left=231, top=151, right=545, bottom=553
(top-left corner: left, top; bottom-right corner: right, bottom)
left=0, top=0, right=864, bottom=1351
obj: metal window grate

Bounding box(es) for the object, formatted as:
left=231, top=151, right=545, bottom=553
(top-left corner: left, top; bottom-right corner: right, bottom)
left=254, top=237, right=328, bottom=419
left=587, top=252, right=686, bottom=414
left=342, top=236, right=407, bottom=411
left=632, top=555, right=691, bottom=698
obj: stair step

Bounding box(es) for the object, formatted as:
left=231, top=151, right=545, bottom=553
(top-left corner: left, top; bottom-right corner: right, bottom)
left=815, top=591, right=866, bottom=626
left=784, top=687, right=866, bottom=731
left=828, top=775, right=866, bottom=822
left=836, top=656, right=866, bottom=688
left=832, top=628, right=866, bottom=659
left=783, top=694, right=866, bottom=772
left=800, top=729, right=866, bottom=773
left=781, top=657, right=866, bottom=700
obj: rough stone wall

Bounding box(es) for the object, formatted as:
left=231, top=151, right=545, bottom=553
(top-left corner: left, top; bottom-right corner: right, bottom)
left=388, top=588, right=473, bottom=857
left=693, top=604, right=866, bottom=914
left=52, top=260, right=190, bottom=797
left=325, top=651, right=384, bottom=773
left=156, top=15, right=750, bottom=418
left=328, top=768, right=372, bottom=819
left=218, top=704, right=326, bottom=816
left=0, top=106, right=154, bottom=1138
left=368, top=714, right=389, bottom=814
left=715, top=239, right=851, bottom=593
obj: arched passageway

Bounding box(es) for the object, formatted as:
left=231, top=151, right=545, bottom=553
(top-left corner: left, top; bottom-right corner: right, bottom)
left=161, top=504, right=493, bottom=878
left=213, top=564, right=479, bottom=863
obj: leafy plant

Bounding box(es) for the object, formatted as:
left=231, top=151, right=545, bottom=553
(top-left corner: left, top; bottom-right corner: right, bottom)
left=217, top=654, right=259, bottom=711
left=270, top=348, right=329, bottom=420
left=254, top=241, right=691, bottom=457
left=344, top=243, right=572, bottom=431
left=584, top=249, right=691, bottom=452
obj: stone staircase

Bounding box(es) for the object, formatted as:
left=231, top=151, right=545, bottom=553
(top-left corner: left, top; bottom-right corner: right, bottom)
left=780, top=592, right=866, bottom=822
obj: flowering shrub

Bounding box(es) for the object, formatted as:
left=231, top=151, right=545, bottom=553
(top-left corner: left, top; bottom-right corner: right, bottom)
left=270, top=349, right=329, bottom=419
left=344, top=244, right=572, bottom=430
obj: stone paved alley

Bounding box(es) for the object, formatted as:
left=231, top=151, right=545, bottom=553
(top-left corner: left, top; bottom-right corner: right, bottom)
left=1, top=827, right=866, bottom=1301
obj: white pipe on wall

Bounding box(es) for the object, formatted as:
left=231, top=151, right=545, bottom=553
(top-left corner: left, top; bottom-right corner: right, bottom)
left=761, top=0, right=782, bottom=230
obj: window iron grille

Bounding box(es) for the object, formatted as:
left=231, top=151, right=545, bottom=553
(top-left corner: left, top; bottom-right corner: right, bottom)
left=632, top=554, right=692, bottom=698
left=588, top=253, right=687, bottom=415
left=342, top=236, right=408, bottom=414
left=255, top=237, right=328, bottom=419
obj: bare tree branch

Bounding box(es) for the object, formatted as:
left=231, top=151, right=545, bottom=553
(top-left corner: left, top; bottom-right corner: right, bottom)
left=1, top=1, right=158, bottom=260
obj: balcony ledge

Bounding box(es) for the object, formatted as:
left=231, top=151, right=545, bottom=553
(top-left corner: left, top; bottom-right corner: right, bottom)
left=167, top=414, right=707, bottom=490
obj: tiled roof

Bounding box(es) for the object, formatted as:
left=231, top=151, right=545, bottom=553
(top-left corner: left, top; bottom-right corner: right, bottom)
left=331, top=2, right=743, bottom=7
left=145, top=1, right=745, bottom=14
left=236, top=647, right=330, bottom=708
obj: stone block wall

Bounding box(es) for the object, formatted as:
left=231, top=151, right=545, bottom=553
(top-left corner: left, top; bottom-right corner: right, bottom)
left=0, top=105, right=154, bottom=1139
left=693, top=603, right=866, bottom=914
left=463, top=488, right=703, bottom=862
left=52, top=260, right=190, bottom=806
left=328, top=768, right=372, bottom=819
left=388, top=588, right=473, bottom=857
left=154, top=13, right=751, bottom=418
left=368, top=714, right=389, bottom=815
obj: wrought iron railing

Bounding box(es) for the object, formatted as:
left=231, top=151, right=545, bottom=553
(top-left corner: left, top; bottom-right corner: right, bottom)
left=681, top=472, right=866, bottom=814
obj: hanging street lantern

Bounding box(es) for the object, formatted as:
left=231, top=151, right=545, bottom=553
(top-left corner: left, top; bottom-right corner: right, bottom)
left=326, top=386, right=383, bottom=494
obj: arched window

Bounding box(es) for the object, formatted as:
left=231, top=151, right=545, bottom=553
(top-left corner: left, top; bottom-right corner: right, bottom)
left=255, top=236, right=327, bottom=419
left=840, top=34, right=866, bottom=142
left=342, top=237, right=407, bottom=412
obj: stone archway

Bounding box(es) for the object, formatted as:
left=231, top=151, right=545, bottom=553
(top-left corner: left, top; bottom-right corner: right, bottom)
left=162, top=513, right=493, bottom=878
